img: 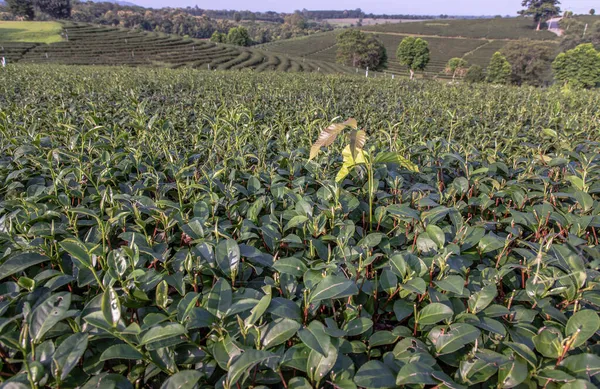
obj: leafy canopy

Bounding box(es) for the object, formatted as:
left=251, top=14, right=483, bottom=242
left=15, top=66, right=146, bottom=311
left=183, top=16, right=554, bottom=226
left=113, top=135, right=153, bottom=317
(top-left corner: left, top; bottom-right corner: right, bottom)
left=335, top=29, right=387, bottom=70
left=227, top=26, right=251, bottom=46
left=396, top=36, right=430, bottom=78
left=486, top=51, right=512, bottom=84
left=553, top=43, right=600, bottom=88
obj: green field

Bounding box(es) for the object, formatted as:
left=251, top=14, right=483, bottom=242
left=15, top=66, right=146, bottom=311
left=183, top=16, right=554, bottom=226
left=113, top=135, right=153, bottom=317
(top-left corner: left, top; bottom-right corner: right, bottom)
left=1, top=65, right=600, bottom=388
left=0, top=22, right=355, bottom=73
left=258, top=17, right=562, bottom=79
left=0, top=21, right=63, bottom=44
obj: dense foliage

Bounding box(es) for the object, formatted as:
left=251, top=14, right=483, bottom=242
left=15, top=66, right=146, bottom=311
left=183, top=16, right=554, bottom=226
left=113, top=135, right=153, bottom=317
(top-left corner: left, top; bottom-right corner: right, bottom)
left=335, top=30, right=387, bottom=71
left=1, top=66, right=600, bottom=388
left=519, top=0, right=561, bottom=30
left=553, top=43, right=600, bottom=88
left=396, top=37, right=430, bottom=79
left=501, top=40, right=555, bottom=86
left=486, top=52, right=512, bottom=84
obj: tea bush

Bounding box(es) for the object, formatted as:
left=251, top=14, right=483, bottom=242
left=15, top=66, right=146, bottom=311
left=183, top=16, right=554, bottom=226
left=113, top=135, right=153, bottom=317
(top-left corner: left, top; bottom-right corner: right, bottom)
left=0, top=66, right=599, bottom=389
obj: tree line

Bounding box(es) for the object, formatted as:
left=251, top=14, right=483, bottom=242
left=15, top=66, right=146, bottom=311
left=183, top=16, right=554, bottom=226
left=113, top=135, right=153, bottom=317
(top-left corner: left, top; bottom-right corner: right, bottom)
left=1, top=1, right=333, bottom=44
left=336, top=30, right=600, bottom=88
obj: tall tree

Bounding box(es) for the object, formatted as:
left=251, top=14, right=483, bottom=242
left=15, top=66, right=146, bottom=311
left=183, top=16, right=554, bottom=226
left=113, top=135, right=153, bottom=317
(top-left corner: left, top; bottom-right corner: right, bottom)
left=520, top=0, right=561, bottom=30
left=35, top=0, right=71, bottom=19
left=226, top=26, right=251, bottom=46
left=590, top=9, right=596, bottom=16
left=335, top=30, right=387, bottom=71
left=7, top=0, right=35, bottom=20
left=553, top=43, right=600, bottom=88
left=396, top=36, right=430, bottom=79
left=486, top=52, right=512, bottom=84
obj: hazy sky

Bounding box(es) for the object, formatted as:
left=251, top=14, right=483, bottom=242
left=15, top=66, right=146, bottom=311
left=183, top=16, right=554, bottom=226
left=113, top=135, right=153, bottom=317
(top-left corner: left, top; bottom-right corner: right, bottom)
left=131, top=0, right=598, bottom=15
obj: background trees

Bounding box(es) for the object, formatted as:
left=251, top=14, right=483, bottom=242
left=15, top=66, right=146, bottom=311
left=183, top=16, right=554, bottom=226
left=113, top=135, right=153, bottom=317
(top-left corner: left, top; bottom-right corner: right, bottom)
left=6, top=0, right=34, bottom=20
left=553, top=43, right=600, bottom=88
left=396, top=37, right=430, bottom=79
left=35, top=0, right=71, bottom=19
left=335, top=30, right=387, bottom=70
left=519, top=0, right=561, bottom=30
left=226, top=26, right=251, bottom=46
left=502, top=40, right=555, bottom=86
left=210, top=31, right=226, bottom=43
left=487, top=52, right=512, bottom=84
left=465, top=65, right=485, bottom=83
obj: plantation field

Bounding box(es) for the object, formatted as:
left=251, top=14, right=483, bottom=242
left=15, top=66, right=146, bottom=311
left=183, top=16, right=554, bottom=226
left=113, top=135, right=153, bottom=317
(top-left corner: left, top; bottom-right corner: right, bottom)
left=260, top=30, right=537, bottom=79
left=0, top=21, right=63, bottom=44
left=361, top=17, right=558, bottom=40
left=0, top=22, right=353, bottom=74
left=1, top=65, right=600, bottom=388
left=322, top=18, right=424, bottom=27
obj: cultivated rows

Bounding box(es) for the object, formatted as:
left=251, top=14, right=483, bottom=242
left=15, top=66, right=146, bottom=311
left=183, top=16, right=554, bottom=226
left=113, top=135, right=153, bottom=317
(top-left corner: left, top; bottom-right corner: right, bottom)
left=1, top=22, right=355, bottom=74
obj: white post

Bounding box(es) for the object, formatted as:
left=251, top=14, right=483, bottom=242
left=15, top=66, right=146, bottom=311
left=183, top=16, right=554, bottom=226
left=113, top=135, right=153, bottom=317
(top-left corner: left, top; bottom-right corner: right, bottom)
left=366, top=66, right=369, bottom=78
left=392, top=74, right=394, bottom=79
left=1, top=57, right=5, bottom=68
left=583, top=23, right=588, bottom=36
left=45, top=52, right=48, bottom=59
left=208, top=63, right=210, bottom=70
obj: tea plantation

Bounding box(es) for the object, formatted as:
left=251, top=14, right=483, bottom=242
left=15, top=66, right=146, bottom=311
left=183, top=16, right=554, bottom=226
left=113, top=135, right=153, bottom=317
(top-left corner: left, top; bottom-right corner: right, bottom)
left=0, top=22, right=352, bottom=74
left=1, top=65, right=600, bottom=389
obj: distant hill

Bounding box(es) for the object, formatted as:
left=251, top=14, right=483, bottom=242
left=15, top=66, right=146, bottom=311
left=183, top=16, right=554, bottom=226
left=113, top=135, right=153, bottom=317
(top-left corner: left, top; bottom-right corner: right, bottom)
left=0, top=0, right=137, bottom=5
left=90, top=0, right=137, bottom=6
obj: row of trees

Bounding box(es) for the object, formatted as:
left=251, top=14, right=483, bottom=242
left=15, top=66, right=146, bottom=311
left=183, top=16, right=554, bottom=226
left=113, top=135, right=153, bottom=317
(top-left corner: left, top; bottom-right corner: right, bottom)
left=6, top=0, right=70, bottom=19
left=2, top=1, right=333, bottom=44
left=336, top=29, right=600, bottom=88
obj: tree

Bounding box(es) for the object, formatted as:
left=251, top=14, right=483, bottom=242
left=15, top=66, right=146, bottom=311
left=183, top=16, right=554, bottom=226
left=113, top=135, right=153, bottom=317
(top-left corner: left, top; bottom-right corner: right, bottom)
left=444, top=57, right=468, bottom=80
left=6, top=0, right=35, bottom=20
left=502, top=39, right=555, bottom=86
left=284, top=11, right=306, bottom=29
left=591, top=9, right=596, bottom=16
left=465, top=65, right=485, bottom=83
left=553, top=43, right=600, bottom=88
left=519, top=0, right=561, bottom=30
left=210, top=31, right=226, bottom=43
left=336, top=30, right=387, bottom=71
left=396, top=36, right=430, bottom=79
left=227, top=26, right=251, bottom=46
left=233, top=12, right=241, bottom=22
left=486, top=52, right=511, bottom=84
left=35, top=0, right=71, bottom=19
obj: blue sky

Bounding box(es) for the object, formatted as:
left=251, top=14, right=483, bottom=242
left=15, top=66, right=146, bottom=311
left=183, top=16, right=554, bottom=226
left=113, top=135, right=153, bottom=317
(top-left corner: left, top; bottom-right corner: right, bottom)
left=131, top=0, right=598, bottom=16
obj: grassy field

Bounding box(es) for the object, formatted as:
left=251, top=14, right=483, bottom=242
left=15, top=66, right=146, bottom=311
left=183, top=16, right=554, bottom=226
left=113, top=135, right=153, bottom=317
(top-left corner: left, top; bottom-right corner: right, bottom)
left=0, top=21, right=63, bottom=44
left=0, top=65, right=599, bottom=388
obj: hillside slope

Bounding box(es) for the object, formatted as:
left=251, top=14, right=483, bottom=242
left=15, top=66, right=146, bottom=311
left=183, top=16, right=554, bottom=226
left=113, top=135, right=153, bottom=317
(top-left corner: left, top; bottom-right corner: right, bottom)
left=259, top=18, right=559, bottom=80
left=0, top=22, right=355, bottom=74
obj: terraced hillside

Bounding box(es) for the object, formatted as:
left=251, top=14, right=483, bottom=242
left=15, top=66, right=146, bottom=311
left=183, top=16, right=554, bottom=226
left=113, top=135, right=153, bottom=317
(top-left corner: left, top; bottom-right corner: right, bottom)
left=0, top=22, right=355, bottom=74
left=361, top=17, right=558, bottom=40
left=258, top=20, right=559, bottom=80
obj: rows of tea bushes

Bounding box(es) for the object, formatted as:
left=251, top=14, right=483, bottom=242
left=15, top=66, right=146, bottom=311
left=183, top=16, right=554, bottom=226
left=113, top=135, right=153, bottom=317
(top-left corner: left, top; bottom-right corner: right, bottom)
left=258, top=31, right=520, bottom=80
left=0, top=23, right=352, bottom=74
left=0, top=66, right=599, bottom=388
